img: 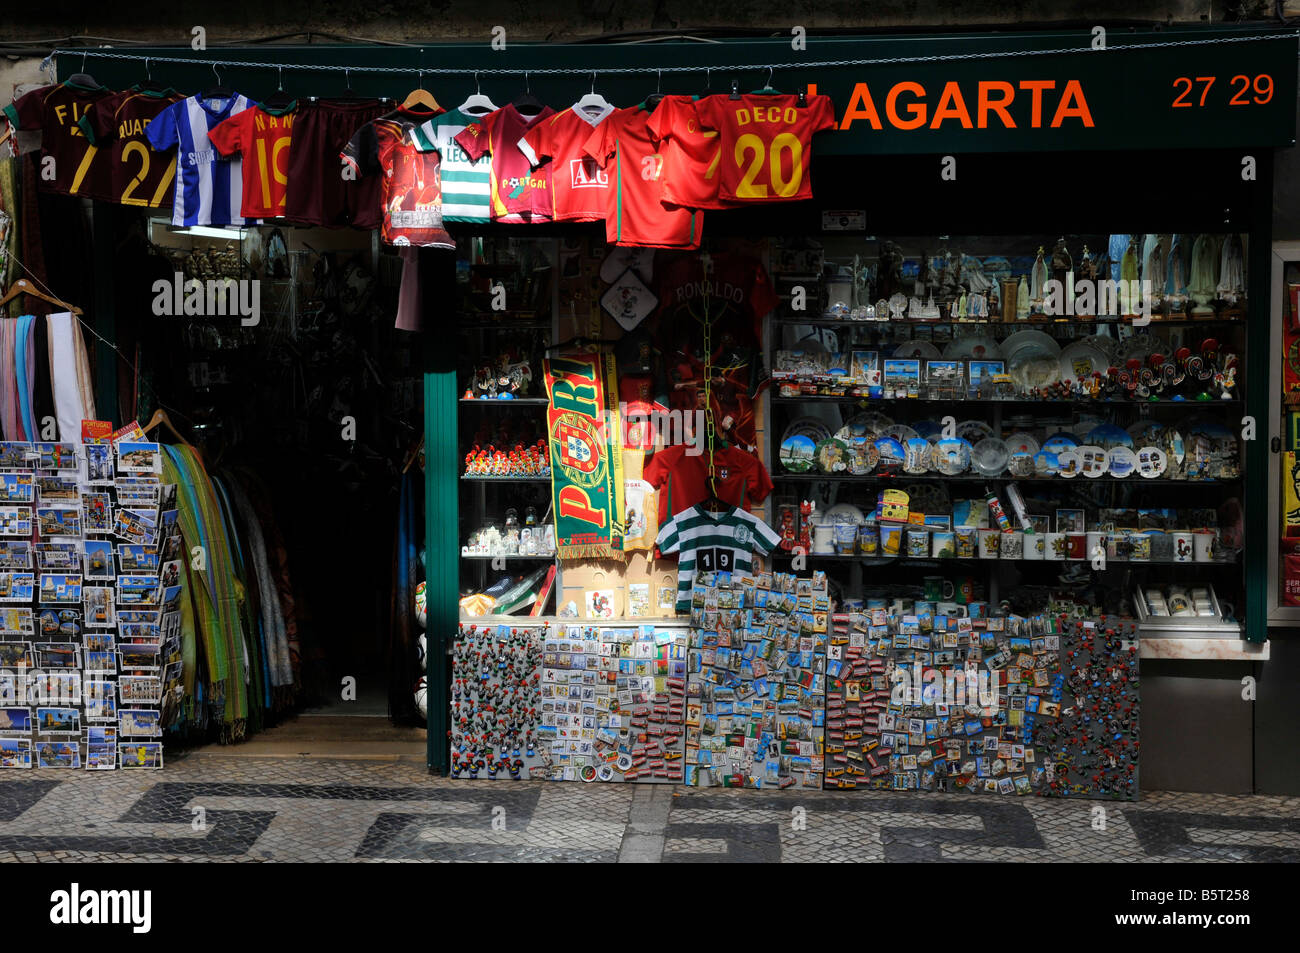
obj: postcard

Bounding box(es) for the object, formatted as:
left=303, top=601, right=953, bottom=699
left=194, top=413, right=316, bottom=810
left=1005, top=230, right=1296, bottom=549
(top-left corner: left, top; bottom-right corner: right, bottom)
left=968, top=360, right=1006, bottom=395
left=85, top=680, right=117, bottom=721
left=0, top=572, right=34, bottom=602
left=116, top=609, right=160, bottom=626
left=36, top=607, right=80, bottom=640
left=158, top=484, right=178, bottom=511
left=0, top=506, right=33, bottom=537
left=160, top=529, right=182, bottom=562
left=0, top=642, right=32, bottom=670
left=116, top=441, right=162, bottom=476
left=85, top=745, right=117, bottom=770
left=33, top=442, right=77, bottom=472
left=160, top=585, right=181, bottom=613
left=119, top=742, right=162, bottom=769
left=83, top=586, right=115, bottom=629
left=0, top=673, right=28, bottom=706
left=37, top=573, right=82, bottom=605
left=160, top=559, right=182, bottom=589
left=118, top=708, right=161, bottom=737
left=37, top=505, right=81, bottom=538
left=36, top=542, right=81, bottom=571
left=0, top=471, right=35, bottom=504
left=84, top=649, right=117, bottom=675
left=117, top=545, right=161, bottom=573
left=0, top=608, right=33, bottom=638
left=882, top=358, right=922, bottom=393
left=35, top=475, right=79, bottom=503
left=0, top=442, right=34, bottom=469
left=82, top=492, right=112, bottom=534
left=117, top=575, right=160, bottom=607
left=0, top=707, right=31, bottom=734
left=0, top=540, right=30, bottom=570
left=113, top=508, right=159, bottom=545
left=117, top=643, right=162, bottom=671
left=926, top=360, right=964, bottom=387
left=36, top=740, right=80, bottom=768
left=0, top=737, right=33, bottom=767
left=83, top=539, right=115, bottom=580
left=35, top=707, right=80, bottom=736
left=41, top=672, right=81, bottom=706
left=33, top=643, right=79, bottom=670
left=118, top=676, right=162, bottom=705
left=84, top=442, right=114, bottom=484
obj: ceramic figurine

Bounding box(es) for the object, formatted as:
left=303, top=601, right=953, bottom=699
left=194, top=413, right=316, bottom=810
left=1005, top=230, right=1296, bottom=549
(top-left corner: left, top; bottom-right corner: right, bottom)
left=1030, top=246, right=1048, bottom=312
left=1217, top=233, right=1245, bottom=304
left=1120, top=237, right=1140, bottom=314
left=1141, top=235, right=1164, bottom=310
left=1016, top=276, right=1030, bottom=320
left=1188, top=233, right=1219, bottom=315
left=1165, top=234, right=1188, bottom=312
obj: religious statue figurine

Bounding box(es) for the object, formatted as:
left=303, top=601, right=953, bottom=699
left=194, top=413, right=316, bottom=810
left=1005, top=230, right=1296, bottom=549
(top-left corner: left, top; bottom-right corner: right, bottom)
left=1050, top=237, right=1072, bottom=289
left=1078, top=245, right=1097, bottom=282
left=968, top=292, right=988, bottom=318
left=956, top=290, right=968, bottom=319
left=1217, top=233, right=1245, bottom=305
left=1188, top=233, right=1219, bottom=315
left=1029, top=246, right=1048, bottom=313
left=1107, top=234, right=1131, bottom=283
left=1165, top=234, right=1188, bottom=313
left=1016, top=276, right=1030, bottom=320
left=1120, top=237, right=1140, bottom=315
left=1141, top=235, right=1165, bottom=311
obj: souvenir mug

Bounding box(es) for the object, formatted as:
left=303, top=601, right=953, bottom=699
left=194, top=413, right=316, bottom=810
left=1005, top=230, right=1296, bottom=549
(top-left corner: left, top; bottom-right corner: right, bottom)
left=999, top=531, right=1023, bottom=559
left=858, top=523, right=879, bottom=556
left=1066, top=533, right=1087, bottom=561
left=931, top=531, right=956, bottom=559
left=813, top=523, right=835, bottom=555
left=1172, top=531, right=1195, bottom=563
left=1023, top=533, right=1046, bottom=560
left=1129, top=532, right=1151, bottom=562
left=977, top=528, right=1000, bottom=559
left=952, top=576, right=977, bottom=605
left=923, top=576, right=955, bottom=601
left=833, top=523, right=858, bottom=555
left=905, top=528, right=930, bottom=558
left=1194, top=530, right=1217, bottom=562
left=937, top=601, right=968, bottom=618
left=879, top=523, right=903, bottom=556
left=1106, top=531, right=1129, bottom=562
left=955, top=527, right=978, bottom=558
left=1044, top=532, right=1066, bottom=561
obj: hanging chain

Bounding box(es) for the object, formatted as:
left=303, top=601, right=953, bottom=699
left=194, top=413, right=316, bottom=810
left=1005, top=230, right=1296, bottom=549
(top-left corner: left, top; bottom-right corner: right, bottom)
left=700, top=254, right=716, bottom=490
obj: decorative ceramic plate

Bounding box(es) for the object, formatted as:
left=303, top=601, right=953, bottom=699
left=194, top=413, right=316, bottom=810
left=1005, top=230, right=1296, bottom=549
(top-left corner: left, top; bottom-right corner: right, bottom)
left=883, top=424, right=920, bottom=444
left=1004, top=432, right=1040, bottom=456
left=971, top=437, right=1010, bottom=477
left=779, top=434, right=818, bottom=472
left=1058, top=341, right=1110, bottom=383
left=1034, top=449, right=1061, bottom=475
left=943, top=336, right=1003, bottom=361
left=816, top=438, right=850, bottom=473
left=934, top=437, right=973, bottom=475
left=1056, top=449, right=1082, bottom=478
left=956, top=419, right=995, bottom=443
left=849, top=439, right=880, bottom=475
left=1007, top=451, right=1037, bottom=477
left=903, top=437, right=933, bottom=474
left=1136, top=445, right=1168, bottom=478
left=893, top=340, right=941, bottom=360
left=1001, top=329, right=1062, bottom=392
left=1107, top=446, right=1138, bottom=478
left=1077, top=445, right=1109, bottom=478
left=1041, top=432, right=1079, bottom=455
left=1085, top=422, right=1133, bottom=450
left=875, top=436, right=906, bottom=471
left=823, top=503, right=866, bottom=524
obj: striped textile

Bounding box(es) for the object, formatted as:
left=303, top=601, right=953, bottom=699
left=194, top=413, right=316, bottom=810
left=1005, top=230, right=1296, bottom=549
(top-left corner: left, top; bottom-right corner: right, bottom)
left=655, top=505, right=782, bottom=611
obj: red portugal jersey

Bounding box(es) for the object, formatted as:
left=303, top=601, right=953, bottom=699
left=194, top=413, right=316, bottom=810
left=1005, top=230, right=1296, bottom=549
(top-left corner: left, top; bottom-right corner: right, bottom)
left=3, top=82, right=113, bottom=198
left=208, top=104, right=297, bottom=218
left=518, top=104, right=614, bottom=222
left=692, top=93, right=835, bottom=202
left=644, top=94, right=735, bottom=211
left=454, top=104, right=555, bottom=222
left=79, top=87, right=184, bottom=208
left=341, top=107, right=455, bottom=249
left=643, top=444, right=773, bottom=525
left=582, top=103, right=702, bottom=250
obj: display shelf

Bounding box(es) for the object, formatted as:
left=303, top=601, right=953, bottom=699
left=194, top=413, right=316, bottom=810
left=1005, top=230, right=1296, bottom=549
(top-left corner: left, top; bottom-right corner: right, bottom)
left=773, top=316, right=1244, bottom=329
left=460, top=475, right=552, bottom=483
left=769, top=551, right=1238, bottom=566
left=457, top=615, right=693, bottom=626
left=770, top=394, right=1241, bottom=406
left=772, top=473, right=1242, bottom=486
left=460, top=553, right=556, bottom=560
left=458, top=398, right=549, bottom=406
left=458, top=320, right=552, bottom=332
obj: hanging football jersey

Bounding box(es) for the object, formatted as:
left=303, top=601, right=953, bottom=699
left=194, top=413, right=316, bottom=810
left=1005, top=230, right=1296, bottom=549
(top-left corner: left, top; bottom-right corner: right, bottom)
left=453, top=104, right=555, bottom=222
left=656, top=504, right=780, bottom=611
left=79, top=86, right=184, bottom=208
left=518, top=102, right=615, bottom=222
left=691, top=93, right=835, bottom=202
left=644, top=94, right=737, bottom=211
left=581, top=102, right=702, bottom=250
left=208, top=102, right=298, bottom=219
left=341, top=107, right=455, bottom=249
left=3, top=81, right=113, bottom=199
left=145, top=92, right=257, bottom=227
left=410, top=107, right=496, bottom=223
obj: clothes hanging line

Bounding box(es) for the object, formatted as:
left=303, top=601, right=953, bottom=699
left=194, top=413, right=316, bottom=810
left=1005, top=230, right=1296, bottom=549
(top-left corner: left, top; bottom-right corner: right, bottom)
left=45, top=31, right=1300, bottom=78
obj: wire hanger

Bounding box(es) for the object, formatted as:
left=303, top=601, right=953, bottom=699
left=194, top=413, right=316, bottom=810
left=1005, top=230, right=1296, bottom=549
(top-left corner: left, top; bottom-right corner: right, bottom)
left=575, top=71, right=612, bottom=117
left=0, top=278, right=82, bottom=316
left=513, top=70, right=544, bottom=116
left=645, top=69, right=665, bottom=110
left=261, top=66, right=296, bottom=111
left=754, top=66, right=780, bottom=95
left=203, top=63, right=233, bottom=100
left=698, top=67, right=712, bottom=99
left=138, top=57, right=168, bottom=95
left=459, top=71, right=498, bottom=117
left=401, top=68, right=441, bottom=113
left=67, top=51, right=99, bottom=90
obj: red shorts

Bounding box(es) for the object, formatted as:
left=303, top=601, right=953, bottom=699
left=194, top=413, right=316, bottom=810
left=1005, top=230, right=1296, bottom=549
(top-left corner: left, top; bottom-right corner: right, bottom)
left=284, top=98, right=388, bottom=229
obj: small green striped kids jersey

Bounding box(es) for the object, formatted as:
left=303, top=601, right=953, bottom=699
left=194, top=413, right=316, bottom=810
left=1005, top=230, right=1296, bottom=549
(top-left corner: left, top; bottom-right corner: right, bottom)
left=409, top=108, right=493, bottom=223
left=656, top=504, right=781, bottom=612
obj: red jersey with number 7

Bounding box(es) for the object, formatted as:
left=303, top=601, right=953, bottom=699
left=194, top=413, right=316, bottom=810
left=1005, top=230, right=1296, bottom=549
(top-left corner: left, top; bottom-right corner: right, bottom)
left=692, top=93, right=835, bottom=203
left=582, top=102, right=701, bottom=249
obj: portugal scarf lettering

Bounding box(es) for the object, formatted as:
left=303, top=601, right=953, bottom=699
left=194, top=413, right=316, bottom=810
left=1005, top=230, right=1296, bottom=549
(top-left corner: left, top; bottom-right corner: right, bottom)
left=544, top=349, right=625, bottom=558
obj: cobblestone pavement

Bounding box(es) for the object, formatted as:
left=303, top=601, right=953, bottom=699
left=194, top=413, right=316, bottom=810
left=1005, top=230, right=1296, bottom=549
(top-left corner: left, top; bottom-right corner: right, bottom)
left=1, top=754, right=1297, bottom=862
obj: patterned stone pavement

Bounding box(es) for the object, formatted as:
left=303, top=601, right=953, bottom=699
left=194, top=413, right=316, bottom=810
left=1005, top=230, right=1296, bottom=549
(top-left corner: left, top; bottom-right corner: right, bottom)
left=0, top=754, right=1297, bottom=862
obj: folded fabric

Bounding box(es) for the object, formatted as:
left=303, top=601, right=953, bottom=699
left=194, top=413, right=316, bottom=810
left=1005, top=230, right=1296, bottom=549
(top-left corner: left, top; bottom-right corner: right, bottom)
left=47, top=311, right=95, bottom=441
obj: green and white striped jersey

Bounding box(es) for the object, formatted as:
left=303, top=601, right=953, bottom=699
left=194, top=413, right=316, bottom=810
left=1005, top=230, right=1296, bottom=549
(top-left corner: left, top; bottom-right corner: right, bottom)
left=656, top=505, right=781, bottom=611
left=410, top=108, right=492, bottom=223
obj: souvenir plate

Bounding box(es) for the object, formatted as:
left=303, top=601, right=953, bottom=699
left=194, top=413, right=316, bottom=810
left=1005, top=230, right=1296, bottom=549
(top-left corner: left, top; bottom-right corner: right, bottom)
left=816, top=438, right=850, bottom=473
left=934, top=437, right=973, bottom=476
left=1008, top=451, right=1037, bottom=477
left=893, top=340, right=941, bottom=361
left=956, top=419, right=995, bottom=444
left=1034, top=449, right=1061, bottom=475
left=1136, top=445, right=1168, bottom=478
left=1001, top=330, right=1062, bottom=392
left=849, top=439, right=880, bottom=475
left=1041, top=432, right=1079, bottom=455
left=903, top=438, right=932, bottom=474
left=943, top=335, right=1002, bottom=360
left=1085, top=423, right=1134, bottom=450
left=823, top=503, right=866, bottom=524
left=1056, top=450, right=1082, bottom=478
left=875, top=436, right=906, bottom=472
left=836, top=411, right=893, bottom=442
left=1077, top=445, right=1109, bottom=478
left=779, top=434, right=818, bottom=472
left=1107, top=446, right=1138, bottom=478
left=883, top=424, right=920, bottom=444
left=1004, top=432, right=1040, bottom=456
left=971, top=437, right=1010, bottom=477
left=1058, top=342, right=1110, bottom=383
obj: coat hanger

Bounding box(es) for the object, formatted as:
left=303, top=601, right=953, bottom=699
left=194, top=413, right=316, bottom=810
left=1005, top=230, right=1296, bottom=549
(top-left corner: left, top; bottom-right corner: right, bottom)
left=203, top=63, right=234, bottom=100
left=142, top=407, right=199, bottom=459
left=66, top=51, right=99, bottom=89
left=401, top=69, right=441, bottom=113
left=645, top=70, right=665, bottom=110
left=697, top=67, right=713, bottom=99
left=261, top=66, right=296, bottom=111
left=401, top=435, right=424, bottom=474
left=137, top=58, right=170, bottom=95
left=752, top=66, right=780, bottom=95
left=0, top=278, right=82, bottom=316
left=513, top=71, right=544, bottom=116
left=458, top=71, right=498, bottom=116
left=574, top=72, right=612, bottom=117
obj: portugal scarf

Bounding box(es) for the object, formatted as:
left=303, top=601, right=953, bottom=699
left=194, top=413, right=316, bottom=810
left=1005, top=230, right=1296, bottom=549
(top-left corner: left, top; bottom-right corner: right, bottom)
left=543, top=348, right=624, bottom=558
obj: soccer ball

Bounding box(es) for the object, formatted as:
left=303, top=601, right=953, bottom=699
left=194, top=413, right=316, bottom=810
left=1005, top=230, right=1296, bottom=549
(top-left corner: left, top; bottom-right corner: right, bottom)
left=414, top=581, right=427, bottom=628
left=413, top=676, right=427, bottom=719
left=416, top=634, right=427, bottom=672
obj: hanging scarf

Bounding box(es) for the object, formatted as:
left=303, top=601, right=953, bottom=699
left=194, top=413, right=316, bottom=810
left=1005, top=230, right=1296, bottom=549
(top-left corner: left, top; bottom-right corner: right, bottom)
left=163, top=445, right=248, bottom=740
left=46, top=311, right=95, bottom=441
left=14, top=314, right=36, bottom=440
left=0, top=319, right=16, bottom=440
left=226, top=476, right=292, bottom=688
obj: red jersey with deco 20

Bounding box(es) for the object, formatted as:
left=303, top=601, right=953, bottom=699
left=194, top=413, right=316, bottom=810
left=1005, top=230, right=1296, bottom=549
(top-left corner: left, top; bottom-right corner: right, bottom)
left=518, top=103, right=615, bottom=222
left=644, top=94, right=736, bottom=211
left=642, top=444, right=773, bottom=526
left=454, top=104, right=555, bottom=222
left=582, top=103, right=701, bottom=250
left=3, top=82, right=113, bottom=198
left=208, top=104, right=297, bottom=218
left=693, top=93, right=835, bottom=202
